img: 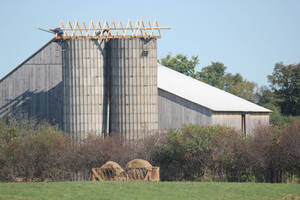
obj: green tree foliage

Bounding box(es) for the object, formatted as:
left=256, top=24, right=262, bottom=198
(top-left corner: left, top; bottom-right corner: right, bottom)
left=159, top=54, right=199, bottom=78
left=256, top=86, right=277, bottom=107
left=196, top=62, right=226, bottom=89
left=255, top=63, right=300, bottom=126
left=267, top=62, right=300, bottom=116
left=225, top=74, right=257, bottom=102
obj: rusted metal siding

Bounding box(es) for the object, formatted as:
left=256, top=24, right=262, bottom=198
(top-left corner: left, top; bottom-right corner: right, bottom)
left=0, top=40, right=63, bottom=127
left=62, top=39, right=106, bottom=140
left=109, top=38, right=158, bottom=139
left=158, top=89, right=213, bottom=131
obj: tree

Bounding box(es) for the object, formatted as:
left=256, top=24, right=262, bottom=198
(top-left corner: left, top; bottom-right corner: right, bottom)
left=159, top=54, right=199, bottom=78
left=225, top=73, right=257, bottom=102
left=268, top=63, right=300, bottom=116
left=256, top=86, right=277, bottom=106
left=196, top=62, right=226, bottom=89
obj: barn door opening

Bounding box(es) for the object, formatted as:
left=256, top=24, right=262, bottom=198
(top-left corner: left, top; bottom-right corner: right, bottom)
left=242, top=114, right=246, bottom=136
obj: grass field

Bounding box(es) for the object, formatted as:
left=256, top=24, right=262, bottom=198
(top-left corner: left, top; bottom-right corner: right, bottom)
left=0, top=181, right=299, bottom=200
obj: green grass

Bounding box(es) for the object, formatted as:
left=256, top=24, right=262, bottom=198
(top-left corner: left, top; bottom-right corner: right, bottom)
left=0, top=181, right=299, bottom=200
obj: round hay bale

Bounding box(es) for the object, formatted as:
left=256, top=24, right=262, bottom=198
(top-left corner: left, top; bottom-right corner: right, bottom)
left=126, top=159, right=152, bottom=170
left=101, top=161, right=123, bottom=170
left=126, top=168, right=148, bottom=180
left=126, top=159, right=153, bottom=181
left=100, top=161, right=124, bottom=179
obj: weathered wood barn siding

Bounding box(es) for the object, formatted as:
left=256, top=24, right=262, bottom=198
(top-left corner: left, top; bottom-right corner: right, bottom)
left=158, top=89, right=213, bottom=130
left=0, top=40, right=63, bottom=127
left=212, top=112, right=269, bottom=134
left=158, top=89, right=270, bottom=134
left=245, top=113, right=269, bottom=134
left=211, top=113, right=242, bottom=131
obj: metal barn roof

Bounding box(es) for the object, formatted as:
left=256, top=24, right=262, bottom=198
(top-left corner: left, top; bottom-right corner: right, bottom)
left=157, top=64, right=271, bottom=113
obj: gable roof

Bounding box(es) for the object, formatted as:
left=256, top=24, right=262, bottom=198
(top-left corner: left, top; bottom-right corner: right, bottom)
left=157, top=64, right=271, bottom=113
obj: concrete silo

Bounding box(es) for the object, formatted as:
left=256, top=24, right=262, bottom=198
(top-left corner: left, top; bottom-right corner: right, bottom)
left=0, top=20, right=170, bottom=141
left=109, top=38, right=158, bottom=139
left=62, top=39, right=108, bottom=140
left=58, top=19, right=168, bottom=140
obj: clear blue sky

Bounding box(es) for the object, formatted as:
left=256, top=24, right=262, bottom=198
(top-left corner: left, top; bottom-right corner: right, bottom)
left=1, top=0, right=300, bottom=86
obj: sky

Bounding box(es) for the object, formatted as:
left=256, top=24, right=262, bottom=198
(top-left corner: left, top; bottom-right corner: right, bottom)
left=0, top=0, right=300, bottom=86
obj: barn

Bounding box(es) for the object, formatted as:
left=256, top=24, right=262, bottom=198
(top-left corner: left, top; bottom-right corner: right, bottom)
left=0, top=21, right=271, bottom=139
left=157, top=64, right=271, bottom=134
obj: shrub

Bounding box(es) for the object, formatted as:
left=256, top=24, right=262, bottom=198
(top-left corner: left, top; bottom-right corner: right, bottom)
left=247, top=125, right=282, bottom=182
left=153, top=126, right=238, bottom=181
left=0, top=122, right=72, bottom=181
left=278, top=123, right=300, bottom=179
left=248, top=122, right=300, bottom=183
left=0, top=119, right=299, bottom=183
left=210, top=128, right=251, bottom=182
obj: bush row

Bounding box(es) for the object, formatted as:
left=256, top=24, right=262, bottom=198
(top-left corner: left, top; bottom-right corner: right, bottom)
left=0, top=119, right=299, bottom=182
left=152, top=124, right=300, bottom=182
left=0, top=119, right=141, bottom=181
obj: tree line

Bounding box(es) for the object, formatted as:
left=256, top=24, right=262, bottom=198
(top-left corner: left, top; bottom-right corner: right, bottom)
left=159, top=54, right=300, bottom=126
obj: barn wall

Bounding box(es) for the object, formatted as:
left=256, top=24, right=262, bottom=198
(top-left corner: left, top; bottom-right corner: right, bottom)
left=212, top=113, right=242, bottom=131
left=246, top=113, right=269, bottom=134
left=212, top=112, right=270, bottom=134
left=158, top=89, right=213, bottom=131
left=0, top=40, right=63, bottom=127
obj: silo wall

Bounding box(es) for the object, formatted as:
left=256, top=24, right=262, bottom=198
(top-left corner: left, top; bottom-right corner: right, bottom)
left=109, top=38, right=158, bottom=139
left=62, top=39, right=107, bottom=140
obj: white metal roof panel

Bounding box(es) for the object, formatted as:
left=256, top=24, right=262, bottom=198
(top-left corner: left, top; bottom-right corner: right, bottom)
left=157, top=64, right=271, bottom=113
